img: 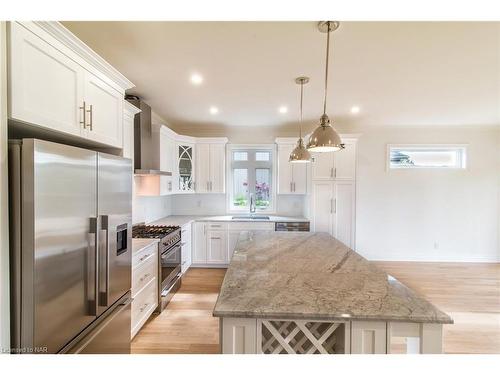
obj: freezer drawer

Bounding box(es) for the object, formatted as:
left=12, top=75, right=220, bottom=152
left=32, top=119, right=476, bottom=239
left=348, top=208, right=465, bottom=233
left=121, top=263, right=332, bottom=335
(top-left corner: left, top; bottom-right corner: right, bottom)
left=65, top=293, right=132, bottom=354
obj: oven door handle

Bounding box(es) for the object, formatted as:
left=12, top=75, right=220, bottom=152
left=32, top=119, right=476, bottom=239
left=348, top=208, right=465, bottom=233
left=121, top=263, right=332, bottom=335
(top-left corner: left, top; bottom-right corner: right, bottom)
left=161, top=244, right=181, bottom=260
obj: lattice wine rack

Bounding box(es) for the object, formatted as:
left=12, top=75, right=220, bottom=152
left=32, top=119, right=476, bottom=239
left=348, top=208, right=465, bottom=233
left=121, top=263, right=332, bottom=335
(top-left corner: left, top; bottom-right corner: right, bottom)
left=260, top=320, right=347, bottom=354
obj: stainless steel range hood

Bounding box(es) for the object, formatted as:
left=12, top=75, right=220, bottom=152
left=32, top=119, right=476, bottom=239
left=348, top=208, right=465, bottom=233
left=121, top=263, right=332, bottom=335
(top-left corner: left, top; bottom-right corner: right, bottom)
left=126, top=96, right=172, bottom=176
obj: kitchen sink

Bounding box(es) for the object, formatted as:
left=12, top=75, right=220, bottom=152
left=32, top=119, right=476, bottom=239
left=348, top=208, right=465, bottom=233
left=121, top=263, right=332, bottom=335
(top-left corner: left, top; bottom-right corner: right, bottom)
left=231, top=215, right=270, bottom=220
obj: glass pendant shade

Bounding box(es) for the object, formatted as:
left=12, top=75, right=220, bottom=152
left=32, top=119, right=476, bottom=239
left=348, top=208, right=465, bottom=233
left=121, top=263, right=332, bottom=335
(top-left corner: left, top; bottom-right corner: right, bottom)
left=289, top=137, right=311, bottom=163
left=306, top=114, right=343, bottom=152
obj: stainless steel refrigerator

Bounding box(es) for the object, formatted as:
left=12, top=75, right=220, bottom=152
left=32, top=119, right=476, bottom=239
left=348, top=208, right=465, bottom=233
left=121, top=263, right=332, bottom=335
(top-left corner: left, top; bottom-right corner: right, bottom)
left=9, top=139, right=133, bottom=354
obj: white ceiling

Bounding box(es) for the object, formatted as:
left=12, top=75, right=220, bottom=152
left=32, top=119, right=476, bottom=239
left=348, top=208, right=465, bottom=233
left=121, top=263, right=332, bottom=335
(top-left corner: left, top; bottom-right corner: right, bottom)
left=63, top=21, right=500, bottom=130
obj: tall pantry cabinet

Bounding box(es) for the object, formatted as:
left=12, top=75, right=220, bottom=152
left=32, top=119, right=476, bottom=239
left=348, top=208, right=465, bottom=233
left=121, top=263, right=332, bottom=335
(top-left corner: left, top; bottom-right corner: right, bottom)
left=310, top=138, right=357, bottom=248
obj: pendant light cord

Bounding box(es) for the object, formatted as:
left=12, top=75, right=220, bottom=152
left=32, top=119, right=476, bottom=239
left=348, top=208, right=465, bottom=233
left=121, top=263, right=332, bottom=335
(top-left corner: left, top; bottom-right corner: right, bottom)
left=323, top=21, right=331, bottom=116
left=299, top=80, right=304, bottom=138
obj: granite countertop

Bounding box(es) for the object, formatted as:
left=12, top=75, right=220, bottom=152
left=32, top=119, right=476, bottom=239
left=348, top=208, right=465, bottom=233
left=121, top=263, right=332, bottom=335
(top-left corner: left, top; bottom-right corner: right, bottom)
left=148, top=215, right=309, bottom=227
left=213, top=231, right=453, bottom=324
left=132, top=238, right=159, bottom=254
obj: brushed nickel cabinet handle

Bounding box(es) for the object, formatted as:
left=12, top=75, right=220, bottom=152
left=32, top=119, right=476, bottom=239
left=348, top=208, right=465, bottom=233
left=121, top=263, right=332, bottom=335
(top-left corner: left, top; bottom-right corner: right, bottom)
left=210, top=237, right=221, bottom=240
left=334, top=168, right=337, bottom=178
left=330, top=167, right=334, bottom=178
left=86, top=104, right=93, bottom=131
left=79, top=101, right=86, bottom=128
left=330, top=199, right=333, bottom=214
left=334, top=198, right=337, bottom=214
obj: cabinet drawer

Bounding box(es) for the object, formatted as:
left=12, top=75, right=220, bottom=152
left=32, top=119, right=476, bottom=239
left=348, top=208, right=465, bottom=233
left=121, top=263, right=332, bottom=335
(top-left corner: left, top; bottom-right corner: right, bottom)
left=227, top=222, right=274, bottom=231
left=133, top=243, right=157, bottom=269
left=206, top=222, right=227, bottom=230
left=131, top=277, right=157, bottom=337
left=132, top=255, right=157, bottom=298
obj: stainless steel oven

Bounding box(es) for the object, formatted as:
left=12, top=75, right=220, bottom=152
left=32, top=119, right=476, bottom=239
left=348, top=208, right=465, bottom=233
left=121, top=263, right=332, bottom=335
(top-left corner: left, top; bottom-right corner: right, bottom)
left=158, top=228, right=182, bottom=312
left=160, top=243, right=181, bottom=292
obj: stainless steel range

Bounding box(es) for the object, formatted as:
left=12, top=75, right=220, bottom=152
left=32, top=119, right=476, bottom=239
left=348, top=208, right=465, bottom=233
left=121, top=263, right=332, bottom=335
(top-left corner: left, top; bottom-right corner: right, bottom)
left=132, top=225, right=182, bottom=312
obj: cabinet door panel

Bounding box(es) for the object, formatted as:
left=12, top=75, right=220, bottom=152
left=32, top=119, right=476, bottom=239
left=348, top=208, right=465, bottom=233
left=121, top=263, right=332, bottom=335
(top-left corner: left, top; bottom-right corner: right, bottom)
left=227, top=230, right=241, bottom=262
left=311, top=152, right=334, bottom=180
left=9, top=23, right=83, bottom=136
left=206, top=230, right=227, bottom=264
left=84, top=73, right=123, bottom=147
left=196, top=143, right=210, bottom=193
left=192, top=223, right=207, bottom=263
left=292, top=163, right=307, bottom=194
left=351, top=321, right=387, bottom=354
left=334, top=182, right=355, bottom=248
left=335, top=143, right=356, bottom=179
left=312, top=181, right=334, bottom=235
left=209, top=143, right=226, bottom=193
left=278, top=144, right=293, bottom=194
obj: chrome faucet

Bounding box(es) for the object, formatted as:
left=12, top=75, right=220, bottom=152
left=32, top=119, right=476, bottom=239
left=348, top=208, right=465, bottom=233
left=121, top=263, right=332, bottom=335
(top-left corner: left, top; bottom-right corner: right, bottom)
left=249, top=193, right=256, bottom=214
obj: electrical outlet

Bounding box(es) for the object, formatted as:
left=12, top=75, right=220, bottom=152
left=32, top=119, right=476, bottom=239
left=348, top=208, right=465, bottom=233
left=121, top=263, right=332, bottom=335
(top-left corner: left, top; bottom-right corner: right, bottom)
left=433, top=242, right=439, bottom=250
left=197, top=200, right=202, bottom=208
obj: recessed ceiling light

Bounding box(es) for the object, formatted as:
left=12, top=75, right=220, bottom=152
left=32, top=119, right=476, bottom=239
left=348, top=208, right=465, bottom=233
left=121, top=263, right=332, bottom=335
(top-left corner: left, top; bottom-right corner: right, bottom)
left=190, top=73, right=203, bottom=85
left=350, top=105, right=361, bottom=114
left=209, top=106, right=219, bottom=115
left=278, top=106, right=288, bottom=114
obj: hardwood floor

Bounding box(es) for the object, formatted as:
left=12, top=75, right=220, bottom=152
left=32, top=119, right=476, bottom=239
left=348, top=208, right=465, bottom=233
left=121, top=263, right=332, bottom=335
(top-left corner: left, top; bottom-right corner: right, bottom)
left=131, top=263, right=500, bottom=354
left=376, top=262, right=500, bottom=354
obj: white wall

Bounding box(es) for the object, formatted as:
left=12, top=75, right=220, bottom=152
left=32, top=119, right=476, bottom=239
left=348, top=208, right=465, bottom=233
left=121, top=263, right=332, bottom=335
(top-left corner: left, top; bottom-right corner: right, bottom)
left=0, top=21, right=10, bottom=352
left=354, top=125, right=500, bottom=262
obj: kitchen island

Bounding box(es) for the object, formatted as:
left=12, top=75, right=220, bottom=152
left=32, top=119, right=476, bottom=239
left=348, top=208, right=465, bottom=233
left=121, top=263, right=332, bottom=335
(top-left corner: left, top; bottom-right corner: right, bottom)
left=213, top=232, right=453, bottom=354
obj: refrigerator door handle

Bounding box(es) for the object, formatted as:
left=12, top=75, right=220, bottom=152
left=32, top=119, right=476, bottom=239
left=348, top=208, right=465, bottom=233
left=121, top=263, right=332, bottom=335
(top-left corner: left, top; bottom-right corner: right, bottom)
left=88, top=217, right=99, bottom=316
left=99, top=215, right=110, bottom=307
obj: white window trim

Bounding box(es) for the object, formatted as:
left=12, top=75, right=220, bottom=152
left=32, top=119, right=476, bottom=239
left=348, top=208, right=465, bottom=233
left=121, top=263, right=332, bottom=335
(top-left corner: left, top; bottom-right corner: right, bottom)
left=226, top=144, right=277, bottom=214
left=386, top=144, right=468, bottom=171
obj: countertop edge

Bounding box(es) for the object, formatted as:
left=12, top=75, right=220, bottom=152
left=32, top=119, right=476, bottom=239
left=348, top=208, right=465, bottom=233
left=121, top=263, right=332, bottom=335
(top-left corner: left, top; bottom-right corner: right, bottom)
left=212, top=310, right=454, bottom=324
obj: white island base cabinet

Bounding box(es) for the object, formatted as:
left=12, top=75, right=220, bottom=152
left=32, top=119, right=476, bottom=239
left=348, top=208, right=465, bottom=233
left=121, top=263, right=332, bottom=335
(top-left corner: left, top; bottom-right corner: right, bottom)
left=220, top=318, right=443, bottom=354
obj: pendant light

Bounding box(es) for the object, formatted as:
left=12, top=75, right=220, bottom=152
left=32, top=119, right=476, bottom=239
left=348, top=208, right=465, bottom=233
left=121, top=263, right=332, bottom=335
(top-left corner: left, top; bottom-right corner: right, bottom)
left=289, top=76, right=311, bottom=163
left=307, top=21, right=344, bottom=152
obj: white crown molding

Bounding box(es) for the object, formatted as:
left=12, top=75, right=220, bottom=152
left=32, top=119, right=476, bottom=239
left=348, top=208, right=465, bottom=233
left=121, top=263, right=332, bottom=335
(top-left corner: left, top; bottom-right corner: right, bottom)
left=31, top=21, right=134, bottom=91
left=195, top=137, right=228, bottom=144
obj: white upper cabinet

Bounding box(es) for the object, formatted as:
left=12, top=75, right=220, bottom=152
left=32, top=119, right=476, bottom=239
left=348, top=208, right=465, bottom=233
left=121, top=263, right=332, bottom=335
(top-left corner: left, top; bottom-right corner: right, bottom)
left=177, top=142, right=195, bottom=193
left=9, top=22, right=84, bottom=137
left=195, top=140, right=227, bottom=194
left=311, top=152, right=335, bottom=180
left=195, top=143, right=210, bottom=193
left=209, top=143, right=226, bottom=193
left=82, top=73, right=123, bottom=147
left=334, top=142, right=356, bottom=180
left=311, top=138, right=357, bottom=181
left=8, top=22, right=134, bottom=148
left=276, top=140, right=308, bottom=194
left=122, top=100, right=140, bottom=160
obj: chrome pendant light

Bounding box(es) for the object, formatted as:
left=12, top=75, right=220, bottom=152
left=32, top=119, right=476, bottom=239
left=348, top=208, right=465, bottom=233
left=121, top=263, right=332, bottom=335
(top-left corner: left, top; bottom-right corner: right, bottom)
left=289, top=76, right=311, bottom=163
left=307, top=21, right=344, bottom=153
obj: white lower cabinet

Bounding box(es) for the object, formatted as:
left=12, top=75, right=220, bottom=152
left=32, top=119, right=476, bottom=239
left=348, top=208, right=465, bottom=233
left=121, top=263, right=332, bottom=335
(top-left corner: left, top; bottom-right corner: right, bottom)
left=351, top=321, right=387, bottom=354
left=227, top=230, right=241, bottom=262
left=206, top=230, right=227, bottom=264
left=181, top=223, right=192, bottom=274
left=131, top=242, right=159, bottom=338
left=192, top=221, right=274, bottom=267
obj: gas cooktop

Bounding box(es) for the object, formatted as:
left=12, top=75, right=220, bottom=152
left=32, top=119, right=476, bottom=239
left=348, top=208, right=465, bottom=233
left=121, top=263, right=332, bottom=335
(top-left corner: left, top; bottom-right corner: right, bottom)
left=132, top=224, right=180, bottom=239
